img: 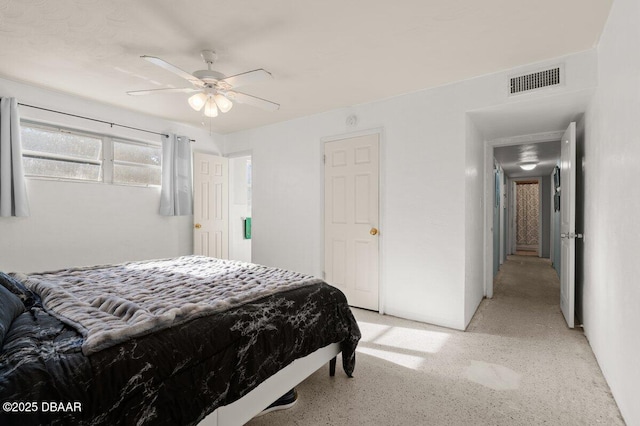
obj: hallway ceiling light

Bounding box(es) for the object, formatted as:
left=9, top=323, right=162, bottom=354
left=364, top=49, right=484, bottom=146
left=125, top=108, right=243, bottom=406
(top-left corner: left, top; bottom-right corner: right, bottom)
left=519, top=161, right=538, bottom=171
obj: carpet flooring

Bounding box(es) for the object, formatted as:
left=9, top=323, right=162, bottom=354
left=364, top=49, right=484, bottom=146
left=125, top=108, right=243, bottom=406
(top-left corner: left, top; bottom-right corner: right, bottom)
left=247, top=255, right=624, bottom=425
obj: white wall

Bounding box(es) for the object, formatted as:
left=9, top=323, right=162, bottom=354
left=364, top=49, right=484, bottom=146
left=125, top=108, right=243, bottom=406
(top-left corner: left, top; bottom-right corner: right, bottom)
left=464, top=117, right=485, bottom=324
left=582, top=0, right=640, bottom=423
left=224, top=49, right=598, bottom=330
left=0, top=77, right=222, bottom=272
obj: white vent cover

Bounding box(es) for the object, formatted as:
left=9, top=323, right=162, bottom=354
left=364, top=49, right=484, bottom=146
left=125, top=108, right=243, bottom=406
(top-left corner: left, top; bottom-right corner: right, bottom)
left=509, top=66, right=562, bottom=95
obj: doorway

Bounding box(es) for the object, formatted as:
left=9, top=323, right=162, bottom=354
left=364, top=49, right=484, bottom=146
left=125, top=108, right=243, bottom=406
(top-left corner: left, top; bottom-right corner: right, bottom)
left=229, top=154, right=252, bottom=262
left=484, top=123, right=579, bottom=330
left=484, top=134, right=563, bottom=298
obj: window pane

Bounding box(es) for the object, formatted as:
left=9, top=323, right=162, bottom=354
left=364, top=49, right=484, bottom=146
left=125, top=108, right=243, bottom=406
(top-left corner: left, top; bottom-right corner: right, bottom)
left=113, top=164, right=161, bottom=186
left=114, top=141, right=161, bottom=166
left=23, top=157, right=102, bottom=181
left=21, top=126, right=102, bottom=160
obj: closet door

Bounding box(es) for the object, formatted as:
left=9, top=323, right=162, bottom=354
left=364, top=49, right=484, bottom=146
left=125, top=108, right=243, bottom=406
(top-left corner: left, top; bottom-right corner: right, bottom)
left=324, top=133, right=379, bottom=311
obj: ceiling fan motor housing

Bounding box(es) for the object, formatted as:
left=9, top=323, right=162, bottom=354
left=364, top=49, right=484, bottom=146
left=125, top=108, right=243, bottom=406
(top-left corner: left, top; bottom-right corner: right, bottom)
left=194, top=50, right=225, bottom=84
left=192, top=69, right=226, bottom=83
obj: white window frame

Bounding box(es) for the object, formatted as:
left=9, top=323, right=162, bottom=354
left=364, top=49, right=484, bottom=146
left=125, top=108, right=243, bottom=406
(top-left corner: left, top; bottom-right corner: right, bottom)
left=21, top=121, right=162, bottom=187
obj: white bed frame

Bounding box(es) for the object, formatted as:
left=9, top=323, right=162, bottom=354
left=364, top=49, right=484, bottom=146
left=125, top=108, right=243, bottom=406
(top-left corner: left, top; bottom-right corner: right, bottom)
left=199, top=342, right=341, bottom=426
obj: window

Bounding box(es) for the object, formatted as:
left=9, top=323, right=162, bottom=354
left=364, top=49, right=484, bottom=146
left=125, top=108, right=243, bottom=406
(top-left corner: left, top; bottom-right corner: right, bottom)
left=113, top=140, right=161, bottom=186
left=21, top=122, right=162, bottom=186
left=21, top=125, right=103, bottom=181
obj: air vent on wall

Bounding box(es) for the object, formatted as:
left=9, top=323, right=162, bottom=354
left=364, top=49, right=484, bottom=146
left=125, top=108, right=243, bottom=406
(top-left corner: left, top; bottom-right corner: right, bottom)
left=509, top=66, right=562, bottom=95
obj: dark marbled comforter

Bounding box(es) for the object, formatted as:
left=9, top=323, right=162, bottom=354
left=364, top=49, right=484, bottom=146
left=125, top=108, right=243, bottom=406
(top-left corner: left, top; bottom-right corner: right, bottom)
left=0, top=282, right=360, bottom=426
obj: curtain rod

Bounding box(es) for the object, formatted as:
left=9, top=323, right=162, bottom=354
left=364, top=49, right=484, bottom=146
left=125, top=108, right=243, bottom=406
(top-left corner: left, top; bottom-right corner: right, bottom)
left=17, top=103, right=195, bottom=142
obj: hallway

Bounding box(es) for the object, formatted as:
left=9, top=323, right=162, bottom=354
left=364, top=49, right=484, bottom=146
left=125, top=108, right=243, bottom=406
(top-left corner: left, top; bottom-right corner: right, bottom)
left=471, top=255, right=574, bottom=337
left=248, top=256, right=624, bottom=425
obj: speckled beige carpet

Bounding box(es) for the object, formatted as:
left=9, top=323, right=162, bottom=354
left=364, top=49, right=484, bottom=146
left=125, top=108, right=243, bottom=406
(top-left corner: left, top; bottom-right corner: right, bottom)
left=247, top=256, right=624, bottom=426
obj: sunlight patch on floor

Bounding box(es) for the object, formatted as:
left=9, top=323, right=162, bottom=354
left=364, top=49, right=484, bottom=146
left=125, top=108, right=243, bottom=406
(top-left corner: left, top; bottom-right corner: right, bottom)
left=465, top=360, right=522, bottom=390
left=356, top=345, right=426, bottom=370
left=356, top=321, right=451, bottom=370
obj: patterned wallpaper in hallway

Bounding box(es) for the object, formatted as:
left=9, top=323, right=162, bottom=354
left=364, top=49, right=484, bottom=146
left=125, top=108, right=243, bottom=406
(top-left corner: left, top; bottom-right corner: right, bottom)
left=517, top=183, right=539, bottom=247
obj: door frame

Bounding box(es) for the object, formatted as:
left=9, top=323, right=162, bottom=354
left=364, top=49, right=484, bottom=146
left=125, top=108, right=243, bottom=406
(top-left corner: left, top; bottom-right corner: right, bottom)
left=483, top=130, right=563, bottom=298
left=320, top=127, right=385, bottom=313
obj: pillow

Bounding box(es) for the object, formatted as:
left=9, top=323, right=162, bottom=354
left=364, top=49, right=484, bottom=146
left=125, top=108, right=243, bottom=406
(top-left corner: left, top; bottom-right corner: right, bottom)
left=0, top=271, right=38, bottom=309
left=0, top=282, right=25, bottom=346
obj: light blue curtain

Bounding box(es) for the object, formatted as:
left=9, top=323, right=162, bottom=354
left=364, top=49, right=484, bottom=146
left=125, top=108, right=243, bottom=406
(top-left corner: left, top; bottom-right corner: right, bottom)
left=0, top=98, right=29, bottom=217
left=160, top=134, right=193, bottom=216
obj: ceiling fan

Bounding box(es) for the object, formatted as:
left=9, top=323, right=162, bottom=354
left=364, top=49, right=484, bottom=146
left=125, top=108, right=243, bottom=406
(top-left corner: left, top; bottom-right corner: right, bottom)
left=126, top=50, right=279, bottom=117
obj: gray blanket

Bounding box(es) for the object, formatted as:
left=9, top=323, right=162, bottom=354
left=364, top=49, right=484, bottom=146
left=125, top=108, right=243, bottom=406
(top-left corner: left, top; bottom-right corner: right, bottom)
left=15, top=256, right=321, bottom=355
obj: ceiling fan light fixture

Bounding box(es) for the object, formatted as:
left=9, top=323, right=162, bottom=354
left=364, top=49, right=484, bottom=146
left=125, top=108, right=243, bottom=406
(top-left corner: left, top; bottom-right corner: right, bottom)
left=214, top=94, right=233, bottom=113
left=188, top=93, right=207, bottom=111
left=519, top=161, right=538, bottom=171
left=204, top=98, right=218, bottom=117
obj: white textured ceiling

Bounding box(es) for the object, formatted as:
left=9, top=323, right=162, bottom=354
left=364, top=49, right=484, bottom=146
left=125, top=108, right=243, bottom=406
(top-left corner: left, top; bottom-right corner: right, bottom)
left=0, top=0, right=613, bottom=134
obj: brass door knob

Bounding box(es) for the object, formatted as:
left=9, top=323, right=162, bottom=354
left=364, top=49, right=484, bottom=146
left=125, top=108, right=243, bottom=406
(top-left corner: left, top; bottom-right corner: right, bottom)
left=370, top=227, right=378, bottom=236
left=194, top=223, right=202, bottom=229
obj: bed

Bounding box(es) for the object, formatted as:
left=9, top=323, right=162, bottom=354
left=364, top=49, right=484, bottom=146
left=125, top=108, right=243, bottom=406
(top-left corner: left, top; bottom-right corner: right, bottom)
left=0, top=255, right=361, bottom=426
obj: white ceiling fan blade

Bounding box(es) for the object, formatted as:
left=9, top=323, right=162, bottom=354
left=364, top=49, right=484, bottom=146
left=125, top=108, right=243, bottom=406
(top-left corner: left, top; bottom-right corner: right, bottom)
left=126, top=87, right=201, bottom=96
left=227, top=91, right=280, bottom=111
left=221, top=69, right=272, bottom=89
left=141, top=55, right=205, bottom=87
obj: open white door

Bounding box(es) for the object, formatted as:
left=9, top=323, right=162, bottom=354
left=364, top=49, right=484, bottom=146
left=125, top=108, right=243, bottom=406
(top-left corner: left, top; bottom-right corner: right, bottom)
left=193, top=153, right=229, bottom=259
left=324, top=133, right=379, bottom=311
left=560, top=122, right=577, bottom=328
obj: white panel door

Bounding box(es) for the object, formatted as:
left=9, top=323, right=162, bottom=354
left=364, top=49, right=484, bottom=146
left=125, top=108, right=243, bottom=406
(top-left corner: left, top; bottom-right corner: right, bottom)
left=560, top=122, right=576, bottom=328
left=324, top=133, right=379, bottom=311
left=193, top=153, right=229, bottom=259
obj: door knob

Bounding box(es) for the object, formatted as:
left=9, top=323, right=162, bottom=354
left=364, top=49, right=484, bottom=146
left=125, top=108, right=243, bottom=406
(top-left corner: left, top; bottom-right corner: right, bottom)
left=194, top=223, right=202, bottom=229
left=370, top=227, right=378, bottom=236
